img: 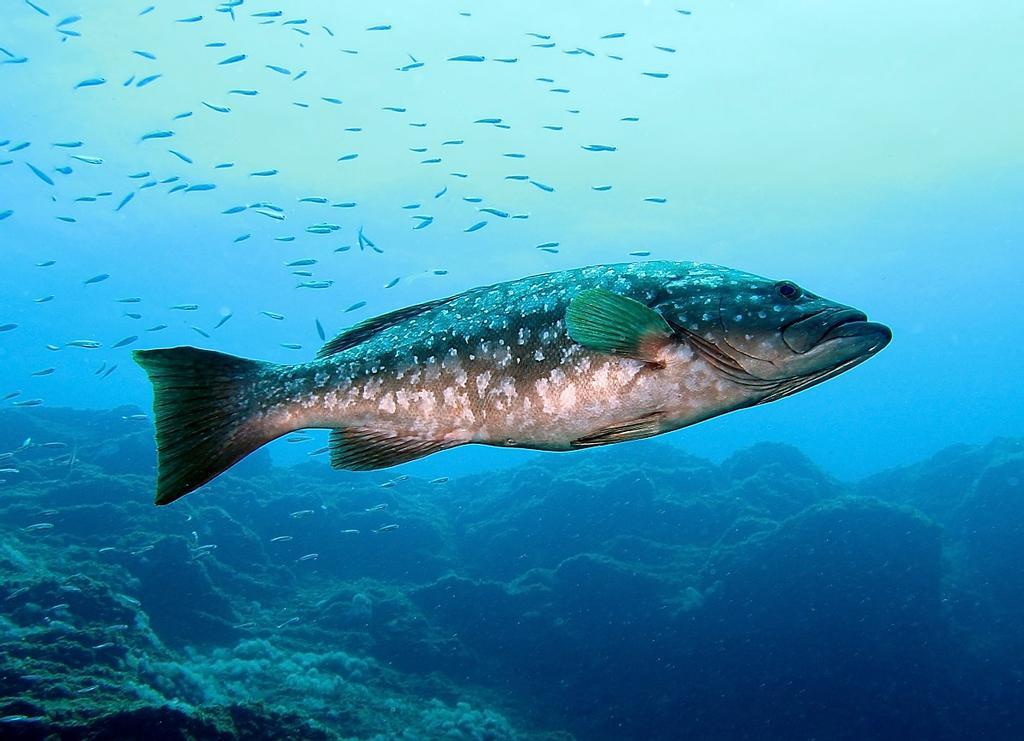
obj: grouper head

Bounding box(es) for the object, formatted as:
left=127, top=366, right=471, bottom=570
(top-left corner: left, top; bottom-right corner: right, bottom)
left=653, top=264, right=892, bottom=404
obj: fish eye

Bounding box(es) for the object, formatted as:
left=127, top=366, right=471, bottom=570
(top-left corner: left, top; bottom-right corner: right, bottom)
left=775, top=281, right=801, bottom=301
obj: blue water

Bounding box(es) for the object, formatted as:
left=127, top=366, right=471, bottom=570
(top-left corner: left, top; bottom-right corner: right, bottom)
left=1, top=2, right=1023, bottom=739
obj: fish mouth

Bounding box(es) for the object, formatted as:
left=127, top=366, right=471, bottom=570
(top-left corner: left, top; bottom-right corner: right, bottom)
left=819, top=317, right=892, bottom=351
left=758, top=318, right=891, bottom=404
left=783, top=308, right=871, bottom=354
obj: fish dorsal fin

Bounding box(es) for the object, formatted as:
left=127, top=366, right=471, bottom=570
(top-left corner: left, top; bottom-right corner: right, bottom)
left=566, top=288, right=674, bottom=364
left=570, top=411, right=666, bottom=448
left=329, top=427, right=456, bottom=470
left=317, top=296, right=454, bottom=359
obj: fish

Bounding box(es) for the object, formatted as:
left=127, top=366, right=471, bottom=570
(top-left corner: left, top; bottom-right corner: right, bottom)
left=132, top=262, right=891, bottom=505
left=26, top=163, right=54, bottom=185
left=116, top=192, right=138, bottom=211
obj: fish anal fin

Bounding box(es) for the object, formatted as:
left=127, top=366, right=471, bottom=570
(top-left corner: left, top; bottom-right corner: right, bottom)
left=565, top=288, right=674, bottom=364
left=570, top=412, right=665, bottom=448
left=317, top=296, right=455, bottom=359
left=329, top=427, right=456, bottom=470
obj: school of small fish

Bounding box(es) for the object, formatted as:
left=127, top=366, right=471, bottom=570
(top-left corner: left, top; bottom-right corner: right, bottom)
left=1, top=2, right=698, bottom=413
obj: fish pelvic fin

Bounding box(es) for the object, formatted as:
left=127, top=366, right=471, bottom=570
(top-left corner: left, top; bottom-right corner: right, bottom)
left=570, top=411, right=666, bottom=447
left=566, top=288, right=674, bottom=364
left=133, top=347, right=281, bottom=505
left=329, top=427, right=456, bottom=470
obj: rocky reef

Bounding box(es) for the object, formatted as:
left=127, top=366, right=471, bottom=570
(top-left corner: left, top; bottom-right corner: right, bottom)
left=1, top=407, right=1022, bottom=739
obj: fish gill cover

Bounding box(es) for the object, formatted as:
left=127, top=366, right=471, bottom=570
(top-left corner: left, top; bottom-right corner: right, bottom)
left=0, top=0, right=1022, bottom=739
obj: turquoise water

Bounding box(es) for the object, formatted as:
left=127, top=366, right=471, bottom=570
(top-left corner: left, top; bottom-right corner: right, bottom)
left=1, top=2, right=1023, bottom=739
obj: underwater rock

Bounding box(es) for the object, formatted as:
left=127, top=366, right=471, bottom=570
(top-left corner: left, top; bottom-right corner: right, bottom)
left=955, top=441, right=1024, bottom=609
left=856, top=438, right=1024, bottom=525
left=686, top=497, right=948, bottom=739
left=124, top=536, right=239, bottom=645
left=0, top=702, right=331, bottom=740
left=719, top=441, right=845, bottom=519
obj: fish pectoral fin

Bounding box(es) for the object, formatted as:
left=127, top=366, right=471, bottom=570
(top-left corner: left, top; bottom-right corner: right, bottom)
left=570, top=412, right=666, bottom=448
left=329, top=427, right=455, bottom=470
left=565, top=288, right=674, bottom=364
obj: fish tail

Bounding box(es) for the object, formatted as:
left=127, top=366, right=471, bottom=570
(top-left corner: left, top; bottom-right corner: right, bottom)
left=133, top=346, right=285, bottom=505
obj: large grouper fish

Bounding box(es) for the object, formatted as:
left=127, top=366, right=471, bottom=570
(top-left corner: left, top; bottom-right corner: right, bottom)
left=134, top=261, right=891, bottom=505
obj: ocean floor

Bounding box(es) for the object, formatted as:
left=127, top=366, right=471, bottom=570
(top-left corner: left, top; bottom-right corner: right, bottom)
left=1, top=407, right=1023, bottom=739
